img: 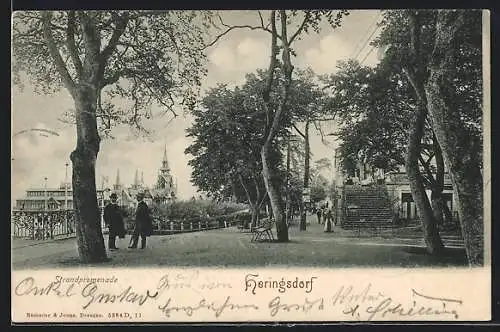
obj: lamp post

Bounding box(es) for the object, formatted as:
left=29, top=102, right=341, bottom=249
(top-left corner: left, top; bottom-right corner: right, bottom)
left=100, top=176, right=110, bottom=232
left=44, top=177, right=48, bottom=211
left=43, top=176, right=48, bottom=239
left=64, top=162, right=70, bottom=233
left=64, top=163, right=69, bottom=210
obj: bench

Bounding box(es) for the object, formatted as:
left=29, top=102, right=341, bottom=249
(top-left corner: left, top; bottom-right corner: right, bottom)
left=251, top=220, right=274, bottom=242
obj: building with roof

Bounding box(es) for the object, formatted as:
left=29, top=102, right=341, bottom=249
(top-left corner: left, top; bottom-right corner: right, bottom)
left=13, top=182, right=106, bottom=211
left=110, top=145, right=177, bottom=208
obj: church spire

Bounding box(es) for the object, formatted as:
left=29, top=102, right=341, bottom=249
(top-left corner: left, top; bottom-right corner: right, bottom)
left=141, top=171, right=144, bottom=186
left=161, top=143, right=169, bottom=171
left=134, top=169, right=139, bottom=188
left=114, top=169, right=120, bottom=188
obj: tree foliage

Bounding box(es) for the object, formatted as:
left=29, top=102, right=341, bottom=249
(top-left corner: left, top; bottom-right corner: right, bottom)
left=325, top=59, right=414, bottom=175
left=374, top=9, right=483, bottom=165
left=12, top=10, right=215, bottom=136
left=11, top=10, right=215, bottom=262
left=186, top=69, right=327, bottom=203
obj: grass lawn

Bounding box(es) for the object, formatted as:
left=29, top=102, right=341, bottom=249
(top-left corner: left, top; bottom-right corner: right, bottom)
left=12, top=217, right=467, bottom=270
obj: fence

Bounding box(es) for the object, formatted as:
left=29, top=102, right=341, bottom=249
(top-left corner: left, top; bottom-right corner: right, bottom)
left=131, top=211, right=250, bottom=235
left=12, top=209, right=251, bottom=241
left=12, top=209, right=76, bottom=240
left=148, top=215, right=242, bottom=235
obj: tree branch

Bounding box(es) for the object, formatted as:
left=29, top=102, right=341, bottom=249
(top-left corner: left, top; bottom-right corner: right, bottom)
left=262, top=10, right=278, bottom=138
left=238, top=173, right=255, bottom=207
left=292, top=123, right=305, bottom=138
left=419, top=155, right=438, bottom=188
left=41, top=12, right=76, bottom=95
left=65, top=11, right=83, bottom=78
left=78, top=11, right=101, bottom=59
left=289, top=11, right=311, bottom=45
left=100, top=12, right=130, bottom=62
left=203, top=12, right=278, bottom=49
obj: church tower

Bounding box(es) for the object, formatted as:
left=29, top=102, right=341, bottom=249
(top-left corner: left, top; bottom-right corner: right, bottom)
left=161, top=145, right=169, bottom=172
left=133, top=169, right=140, bottom=189
left=113, top=169, right=122, bottom=191
left=155, top=144, right=176, bottom=200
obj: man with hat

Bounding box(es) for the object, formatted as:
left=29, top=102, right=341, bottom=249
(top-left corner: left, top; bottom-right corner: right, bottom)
left=129, top=191, right=153, bottom=249
left=103, top=192, right=126, bottom=251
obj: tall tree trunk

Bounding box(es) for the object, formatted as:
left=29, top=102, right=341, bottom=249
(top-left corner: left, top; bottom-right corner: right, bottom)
left=238, top=175, right=254, bottom=229
left=285, top=136, right=292, bottom=225
left=431, top=193, right=444, bottom=226
left=425, top=10, right=484, bottom=266
left=431, top=132, right=445, bottom=226
left=266, top=197, right=273, bottom=221
left=405, top=105, right=444, bottom=255
left=300, top=120, right=310, bottom=231
left=259, top=10, right=291, bottom=242
left=71, top=86, right=107, bottom=263
left=262, top=146, right=287, bottom=241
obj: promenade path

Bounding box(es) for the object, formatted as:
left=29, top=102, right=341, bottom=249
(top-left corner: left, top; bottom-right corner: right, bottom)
left=12, top=216, right=466, bottom=270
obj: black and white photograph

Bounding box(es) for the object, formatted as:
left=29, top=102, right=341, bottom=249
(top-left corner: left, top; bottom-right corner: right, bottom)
left=11, top=9, right=491, bottom=322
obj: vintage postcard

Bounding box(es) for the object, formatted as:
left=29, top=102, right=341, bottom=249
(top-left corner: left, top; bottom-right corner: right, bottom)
left=11, top=9, right=491, bottom=323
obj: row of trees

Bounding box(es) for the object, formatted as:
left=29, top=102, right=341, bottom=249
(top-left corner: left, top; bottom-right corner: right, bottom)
left=13, top=10, right=217, bottom=262
left=12, top=10, right=347, bottom=261
left=187, top=10, right=349, bottom=240
left=331, top=10, right=483, bottom=265
left=185, top=70, right=334, bottom=229
left=12, top=10, right=485, bottom=267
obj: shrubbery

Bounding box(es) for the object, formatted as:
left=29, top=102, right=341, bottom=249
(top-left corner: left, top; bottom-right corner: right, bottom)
left=152, top=200, right=248, bottom=221
left=121, top=199, right=250, bottom=231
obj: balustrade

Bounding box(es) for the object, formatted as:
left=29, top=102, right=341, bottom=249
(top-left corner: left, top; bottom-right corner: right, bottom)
left=12, top=209, right=76, bottom=240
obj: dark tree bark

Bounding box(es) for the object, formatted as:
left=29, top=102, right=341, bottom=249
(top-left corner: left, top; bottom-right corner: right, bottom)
left=299, top=120, right=310, bottom=231
left=40, top=11, right=128, bottom=263
left=260, top=10, right=292, bottom=242
left=405, top=105, right=444, bottom=255
left=238, top=175, right=254, bottom=228
left=71, top=86, right=107, bottom=263
left=238, top=174, right=266, bottom=229
left=285, top=136, right=292, bottom=225
left=402, top=10, right=444, bottom=256
left=431, top=132, right=445, bottom=226
left=425, top=10, right=484, bottom=266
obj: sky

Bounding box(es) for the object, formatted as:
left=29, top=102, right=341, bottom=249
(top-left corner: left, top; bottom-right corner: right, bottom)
left=11, top=10, right=382, bottom=203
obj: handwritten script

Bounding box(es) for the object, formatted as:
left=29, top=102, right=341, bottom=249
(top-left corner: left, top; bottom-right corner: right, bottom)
left=13, top=274, right=463, bottom=320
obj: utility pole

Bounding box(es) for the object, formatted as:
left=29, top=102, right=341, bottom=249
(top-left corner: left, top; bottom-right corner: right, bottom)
left=64, top=162, right=69, bottom=233
left=100, top=176, right=107, bottom=231
left=44, top=177, right=48, bottom=210
left=285, top=134, right=292, bottom=226
left=64, top=163, right=69, bottom=210
left=300, top=120, right=310, bottom=231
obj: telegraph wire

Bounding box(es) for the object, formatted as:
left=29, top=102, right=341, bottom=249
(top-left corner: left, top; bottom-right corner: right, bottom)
left=360, top=45, right=377, bottom=65
left=349, top=13, right=379, bottom=59
left=351, top=12, right=382, bottom=62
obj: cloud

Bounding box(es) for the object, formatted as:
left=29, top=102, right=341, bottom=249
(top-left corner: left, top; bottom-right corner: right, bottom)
left=208, top=37, right=269, bottom=74
left=11, top=117, right=199, bottom=205
left=11, top=125, right=76, bottom=206
left=303, top=34, right=353, bottom=74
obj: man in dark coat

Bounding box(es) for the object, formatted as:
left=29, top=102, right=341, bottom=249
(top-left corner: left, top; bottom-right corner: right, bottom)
left=128, top=192, right=153, bottom=249
left=103, top=193, right=126, bottom=250
left=316, top=206, right=322, bottom=224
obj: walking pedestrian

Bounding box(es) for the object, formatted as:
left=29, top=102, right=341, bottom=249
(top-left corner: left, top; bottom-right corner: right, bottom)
left=128, top=192, right=153, bottom=249
left=316, top=206, right=322, bottom=224
left=103, top=193, right=126, bottom=250
left=324, top=206, right=334, bottom=233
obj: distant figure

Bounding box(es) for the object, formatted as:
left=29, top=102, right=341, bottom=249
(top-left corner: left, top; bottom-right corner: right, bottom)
left=129, top=192, right=153, bottom=249
left=103, top=193, right=126, bottom=251
left=324, top=206, right=334, bottom=233
left=316, top=206, right=322, bottom=224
